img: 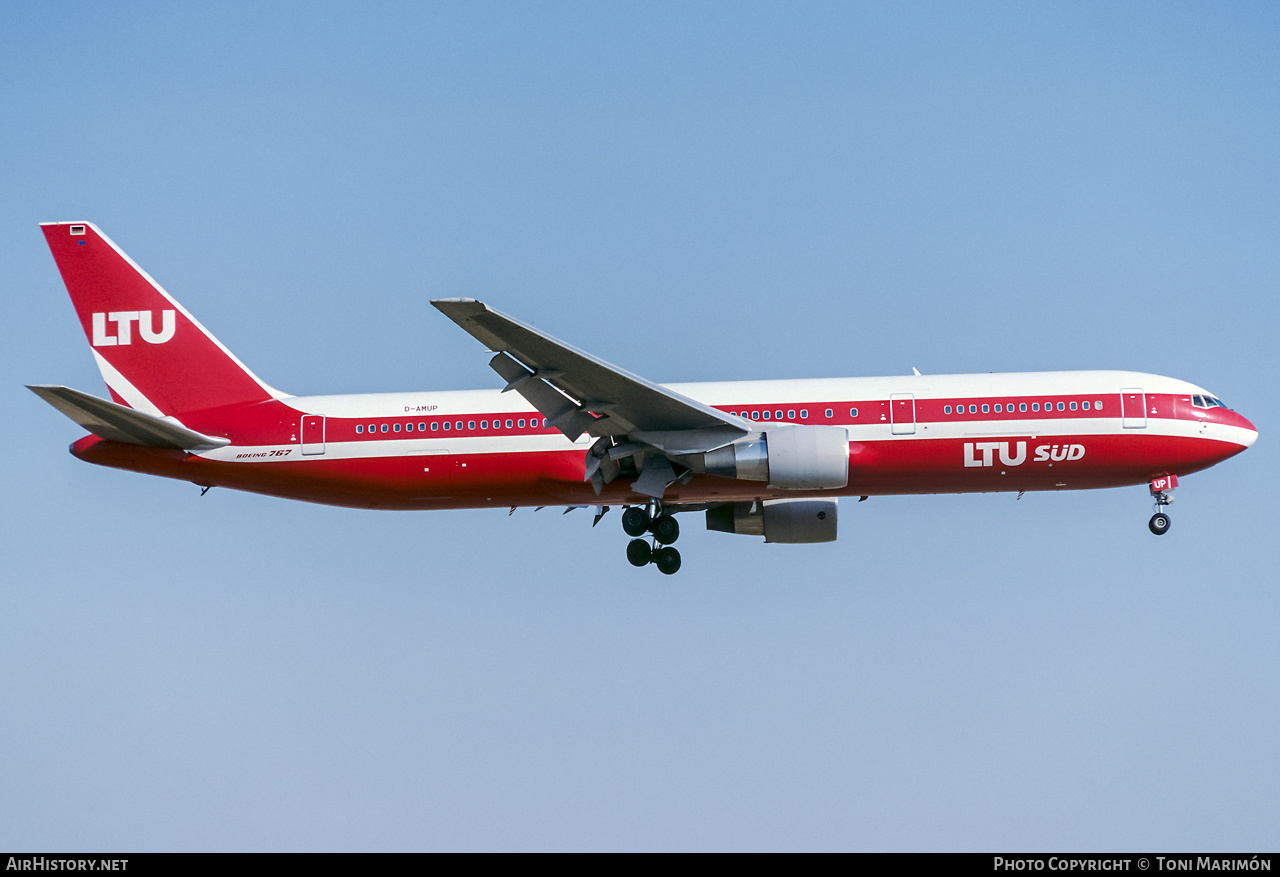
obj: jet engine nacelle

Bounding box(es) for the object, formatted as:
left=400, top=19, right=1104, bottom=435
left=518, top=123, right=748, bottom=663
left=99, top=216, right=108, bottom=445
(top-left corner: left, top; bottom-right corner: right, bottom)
left=706, top=498, right=839, bottom=543
left=702, top=425, right=849, bottom=489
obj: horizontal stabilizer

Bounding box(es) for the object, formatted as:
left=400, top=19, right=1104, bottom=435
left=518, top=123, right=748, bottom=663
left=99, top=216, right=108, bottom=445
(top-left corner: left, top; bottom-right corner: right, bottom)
left=28, top=385, right=230, bottom=451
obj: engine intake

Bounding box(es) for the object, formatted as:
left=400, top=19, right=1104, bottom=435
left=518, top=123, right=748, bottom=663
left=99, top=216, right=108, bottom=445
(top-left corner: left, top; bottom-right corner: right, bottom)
left=702, top=425, right=848, bottom=489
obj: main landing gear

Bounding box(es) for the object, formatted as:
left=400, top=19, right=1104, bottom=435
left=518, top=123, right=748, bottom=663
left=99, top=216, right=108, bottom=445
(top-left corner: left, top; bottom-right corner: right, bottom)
left=1148, top=475, right=1177, bottom=536
left=622, top=503, right=682, bottom=575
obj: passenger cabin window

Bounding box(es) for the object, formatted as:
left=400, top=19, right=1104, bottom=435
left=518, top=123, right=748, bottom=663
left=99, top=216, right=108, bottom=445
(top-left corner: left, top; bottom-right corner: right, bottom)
left=356, top=424, right=363, bottom=434
left=380, top=424, right=388, bottom=433
left=981, top=404, right=989, bottom=413
left=443, top=422, right=451, bottom=430
left=944, top=405, right=952, bottom=414
left=1032, top=403, right=1039, bottom=412
left=751, top=411, right=759, bottom=420
left=432, top=422, right=439, bottom=431
left=994, top=404, right=1001, bottom=413
left=849, top=407, right=859, bottom=418
left=969, top=405, right=976, bottom=414
left=1019, top=403, right=1026, bottom=412
left=1057, top=402, right=1065, bottom=411
left=825, top=409, right=833, bottom=418
left=394, top=423, right=401, bottom=432
left=1082, top=402, right=1089, bottom=411
left=1070, top=401, right=1077, bottom=411
left=787, top=410, right=796, bottom=420
left=469, top=421, right=476, bottom=430
left=505, top=419, right=513, bottom=428
left=800, top=409, right=808, bottom=419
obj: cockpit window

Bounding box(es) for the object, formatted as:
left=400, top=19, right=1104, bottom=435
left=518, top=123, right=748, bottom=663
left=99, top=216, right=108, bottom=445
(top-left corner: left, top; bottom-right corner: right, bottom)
left=1192, top=394, right=1230, bottom=410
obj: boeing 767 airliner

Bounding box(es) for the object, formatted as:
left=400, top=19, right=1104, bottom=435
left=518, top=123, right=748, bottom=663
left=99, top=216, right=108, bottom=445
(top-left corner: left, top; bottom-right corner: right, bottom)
left=30, top=222, right=1257, bottom=574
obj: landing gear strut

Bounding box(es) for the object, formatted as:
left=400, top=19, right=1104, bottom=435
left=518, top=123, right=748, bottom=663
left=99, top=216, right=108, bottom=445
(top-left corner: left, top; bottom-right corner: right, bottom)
left=1148, top=475, right=1176, bottom=536
left=621, top=502, right=683, bottom=574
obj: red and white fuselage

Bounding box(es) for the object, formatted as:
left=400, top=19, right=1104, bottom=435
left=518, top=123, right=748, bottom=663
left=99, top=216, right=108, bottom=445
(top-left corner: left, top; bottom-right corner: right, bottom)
left=33, top=222, right=1256, bottom=562
left=70, top=371, right=1257, bottom=510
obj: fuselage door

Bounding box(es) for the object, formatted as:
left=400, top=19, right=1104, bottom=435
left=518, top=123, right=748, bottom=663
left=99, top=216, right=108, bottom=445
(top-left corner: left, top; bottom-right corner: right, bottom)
left=301, top=415, right=326, bottom=455
left=1121, top=389, right=1147, bottom=429
left=890, top=393, right=916, bottom=435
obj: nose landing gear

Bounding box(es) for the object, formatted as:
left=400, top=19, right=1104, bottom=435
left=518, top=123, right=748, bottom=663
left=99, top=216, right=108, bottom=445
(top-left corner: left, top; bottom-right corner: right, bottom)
left=1148, top=475, right=1177, bottom=536
left=621, top=503, right=683, bottom=574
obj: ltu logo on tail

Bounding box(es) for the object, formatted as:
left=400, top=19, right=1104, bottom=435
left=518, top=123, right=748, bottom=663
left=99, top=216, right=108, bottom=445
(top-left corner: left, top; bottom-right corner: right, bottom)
left=92, top=310, right=176, bottom=346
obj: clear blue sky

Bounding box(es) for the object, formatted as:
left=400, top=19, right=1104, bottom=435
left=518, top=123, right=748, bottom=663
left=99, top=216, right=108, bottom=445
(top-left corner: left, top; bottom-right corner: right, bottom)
left=2, top=1, right=1277, bottom=851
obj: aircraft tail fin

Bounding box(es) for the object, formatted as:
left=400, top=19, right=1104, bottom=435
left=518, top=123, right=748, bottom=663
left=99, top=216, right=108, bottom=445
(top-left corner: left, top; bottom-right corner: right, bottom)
left=40, top=222, right=284, bottom=416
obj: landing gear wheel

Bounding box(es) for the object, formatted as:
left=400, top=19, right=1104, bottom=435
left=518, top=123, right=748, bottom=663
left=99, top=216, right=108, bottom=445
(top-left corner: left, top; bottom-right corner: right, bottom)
left=622, top=507, right=651, bottom=537
left=652, top=515, right=680, bottom=545
left=626, top=538, right=653, bottom=567
left=654, top=546, right=682, bottom=575
left=1149, top=513, right=1171, bottom=536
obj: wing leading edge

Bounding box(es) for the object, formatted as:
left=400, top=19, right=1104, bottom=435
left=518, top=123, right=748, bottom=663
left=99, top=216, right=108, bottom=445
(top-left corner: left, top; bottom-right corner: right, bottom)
left=431, top=299, right=749, bottom=454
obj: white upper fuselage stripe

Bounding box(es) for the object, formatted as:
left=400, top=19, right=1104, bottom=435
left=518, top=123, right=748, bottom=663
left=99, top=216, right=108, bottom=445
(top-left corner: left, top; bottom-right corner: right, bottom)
left=281, top=370, right=1214, bottom=418
left=196, top=415, right=1254, bottom=462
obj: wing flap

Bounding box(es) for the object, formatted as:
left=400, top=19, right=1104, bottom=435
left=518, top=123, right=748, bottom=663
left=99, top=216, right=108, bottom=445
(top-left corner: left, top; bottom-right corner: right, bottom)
left=432, top=299, right=748, bottom=449
left=488, top=352, right=599, bottom=440
left=28, top=385, right=231, bottom=451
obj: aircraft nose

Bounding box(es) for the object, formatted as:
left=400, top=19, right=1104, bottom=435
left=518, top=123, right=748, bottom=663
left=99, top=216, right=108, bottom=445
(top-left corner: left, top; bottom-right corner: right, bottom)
left=1237, top=412, right=1259, bottom=447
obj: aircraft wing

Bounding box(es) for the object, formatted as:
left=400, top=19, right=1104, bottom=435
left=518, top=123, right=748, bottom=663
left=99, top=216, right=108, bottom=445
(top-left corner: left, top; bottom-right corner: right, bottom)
left=431, top=299, right=749, bottom=454
left=28, top=385, right=231, bottom=452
